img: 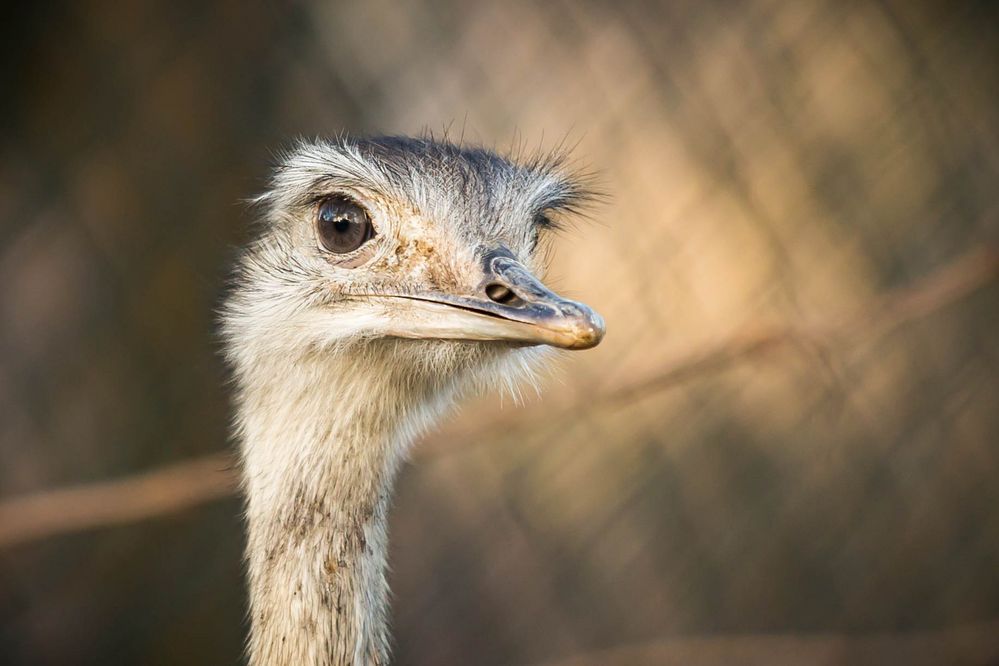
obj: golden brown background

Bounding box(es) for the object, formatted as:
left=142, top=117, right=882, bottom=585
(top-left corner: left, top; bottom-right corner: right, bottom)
left=1, top=1, right=998, bottom=664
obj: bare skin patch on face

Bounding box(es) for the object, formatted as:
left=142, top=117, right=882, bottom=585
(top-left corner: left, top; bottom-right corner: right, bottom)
left=368, top=210, right=471, bottom=293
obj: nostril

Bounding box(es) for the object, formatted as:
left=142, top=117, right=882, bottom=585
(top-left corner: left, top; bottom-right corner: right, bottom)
left=485, top=283, right=526, bottom=307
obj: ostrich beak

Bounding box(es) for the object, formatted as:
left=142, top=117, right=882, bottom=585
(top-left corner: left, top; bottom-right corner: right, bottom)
left=378, top=250, right=605, bottom=350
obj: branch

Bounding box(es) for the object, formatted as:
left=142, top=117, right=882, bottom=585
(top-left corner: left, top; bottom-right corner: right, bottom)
left=536, top=619, right=999, bottom=666
left=600, top=243, right=999, bottom=407
left=0, top=245, right=995, bottom=549
left=0, top=454, right=237, bottom=549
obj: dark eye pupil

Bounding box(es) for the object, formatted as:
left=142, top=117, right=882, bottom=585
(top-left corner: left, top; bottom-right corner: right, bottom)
left=317, top=197, right=373, bottom=254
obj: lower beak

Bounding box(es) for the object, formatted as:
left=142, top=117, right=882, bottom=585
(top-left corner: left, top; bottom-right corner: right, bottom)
left=377, top=251, right=605, bottom=350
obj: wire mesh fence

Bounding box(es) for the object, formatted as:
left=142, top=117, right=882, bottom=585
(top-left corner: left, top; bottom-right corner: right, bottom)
left=1, top=1, right=998, bottom=664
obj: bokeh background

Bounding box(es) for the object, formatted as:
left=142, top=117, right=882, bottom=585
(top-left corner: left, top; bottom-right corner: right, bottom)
left=2, top=1, right=998, bottom=664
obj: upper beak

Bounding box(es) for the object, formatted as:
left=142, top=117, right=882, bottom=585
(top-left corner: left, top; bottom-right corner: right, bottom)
left=377, top=249, right=605, bottom=350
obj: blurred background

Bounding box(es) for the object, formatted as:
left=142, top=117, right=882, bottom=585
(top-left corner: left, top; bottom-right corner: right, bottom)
left=2, top=1, right=998, bottom=664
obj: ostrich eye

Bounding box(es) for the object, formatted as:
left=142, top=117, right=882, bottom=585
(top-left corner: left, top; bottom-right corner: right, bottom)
left=316, top=196, right=374, bottom=254
left=529, top=211, right=556, bottom=251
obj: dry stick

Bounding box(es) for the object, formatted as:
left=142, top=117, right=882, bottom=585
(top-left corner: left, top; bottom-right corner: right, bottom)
left=536, top=618, right=999, bottom=666
left=0, top=246, right=996, bottom=550
left=0, top=453, right=237, bottom=549
left=602, top=243, right=999, bottom=408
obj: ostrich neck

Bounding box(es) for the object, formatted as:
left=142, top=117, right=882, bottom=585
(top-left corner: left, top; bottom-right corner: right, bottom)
left=237, top=351, right=449, bottom=666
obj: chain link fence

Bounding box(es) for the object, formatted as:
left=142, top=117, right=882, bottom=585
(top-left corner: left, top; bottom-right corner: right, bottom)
left=1, top=1, right=998, bottom=664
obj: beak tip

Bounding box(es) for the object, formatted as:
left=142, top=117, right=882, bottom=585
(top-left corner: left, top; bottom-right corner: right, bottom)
left=565, top=311, right=606, bottom=350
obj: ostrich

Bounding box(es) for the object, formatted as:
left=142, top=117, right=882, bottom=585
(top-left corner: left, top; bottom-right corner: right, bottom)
left=221, top=136, right=605, bottom=665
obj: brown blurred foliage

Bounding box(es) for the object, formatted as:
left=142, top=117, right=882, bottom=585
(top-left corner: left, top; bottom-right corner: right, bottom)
left=1, top=1, right=998, bottom=665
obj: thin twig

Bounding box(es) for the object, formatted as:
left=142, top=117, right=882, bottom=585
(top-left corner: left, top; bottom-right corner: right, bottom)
left=0, top=454, right=237, bottom=549
left=535, top=618, right=999, bottom=666
left=603, top=243, right=999, bottom=407
left=0, top=245, right=995, bottom=549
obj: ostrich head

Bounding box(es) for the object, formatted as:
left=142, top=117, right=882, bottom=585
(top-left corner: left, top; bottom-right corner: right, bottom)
left=224, top=136, right=604, bottom=399
left=222, top=136, right=604, bottom=666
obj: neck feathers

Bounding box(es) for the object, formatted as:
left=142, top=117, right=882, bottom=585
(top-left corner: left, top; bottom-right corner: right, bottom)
left=235, top=346, right=459, bottom=666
